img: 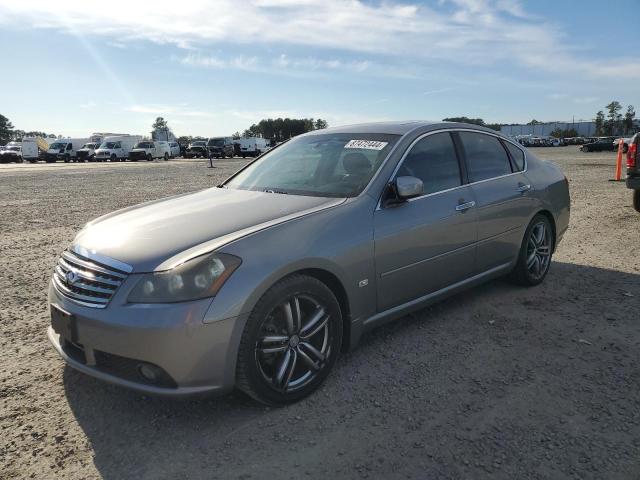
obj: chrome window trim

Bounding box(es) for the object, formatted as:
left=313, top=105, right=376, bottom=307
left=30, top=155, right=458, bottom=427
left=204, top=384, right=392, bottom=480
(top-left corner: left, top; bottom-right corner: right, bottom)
left=377, top=128, right=528, bottom=209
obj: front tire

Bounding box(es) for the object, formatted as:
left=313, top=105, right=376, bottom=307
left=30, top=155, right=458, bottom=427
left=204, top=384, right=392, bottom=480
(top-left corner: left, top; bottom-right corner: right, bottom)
left=236, top=275, right=343, bottom=406
left=164, top=152, right=169, bottom=161
left=509, top=214, right=554, bottom=286
left=633, top=190, right=640, bottom=213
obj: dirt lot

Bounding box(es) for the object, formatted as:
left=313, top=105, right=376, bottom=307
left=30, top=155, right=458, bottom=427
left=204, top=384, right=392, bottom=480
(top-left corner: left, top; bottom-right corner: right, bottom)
left=1, top=149, right=639, bottom=479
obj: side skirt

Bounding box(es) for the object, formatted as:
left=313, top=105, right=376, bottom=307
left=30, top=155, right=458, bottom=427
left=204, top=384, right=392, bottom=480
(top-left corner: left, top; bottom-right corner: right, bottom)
left=348, top=262, right=513, bottom=349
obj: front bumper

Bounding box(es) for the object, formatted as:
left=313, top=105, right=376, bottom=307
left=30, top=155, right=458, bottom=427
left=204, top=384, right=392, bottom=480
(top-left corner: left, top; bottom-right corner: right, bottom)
left=129, top=151, right=148, bottom=161
left=48, top=280, right=247, bottom=397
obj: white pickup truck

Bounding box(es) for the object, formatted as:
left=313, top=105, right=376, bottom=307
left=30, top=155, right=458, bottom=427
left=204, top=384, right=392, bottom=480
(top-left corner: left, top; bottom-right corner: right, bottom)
left=128, top=141, right=171, bottom=161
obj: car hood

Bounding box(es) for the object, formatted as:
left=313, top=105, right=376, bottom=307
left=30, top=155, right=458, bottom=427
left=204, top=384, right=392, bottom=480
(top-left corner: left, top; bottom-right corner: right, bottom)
left=73, top=188, right=344, bottom=272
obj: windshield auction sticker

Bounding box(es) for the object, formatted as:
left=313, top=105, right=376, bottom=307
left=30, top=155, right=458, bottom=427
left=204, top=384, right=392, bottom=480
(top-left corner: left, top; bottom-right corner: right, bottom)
left=344, top=140, right=388, bottom=150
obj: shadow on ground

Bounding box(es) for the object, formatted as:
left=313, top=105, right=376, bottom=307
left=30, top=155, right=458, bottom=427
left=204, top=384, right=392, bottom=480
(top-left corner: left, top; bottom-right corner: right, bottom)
left=64, top=261, right=640, bottom=480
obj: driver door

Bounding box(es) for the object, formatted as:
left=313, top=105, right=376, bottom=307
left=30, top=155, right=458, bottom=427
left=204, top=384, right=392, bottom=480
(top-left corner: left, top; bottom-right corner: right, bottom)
left=373, top=132, right=478, bottom=311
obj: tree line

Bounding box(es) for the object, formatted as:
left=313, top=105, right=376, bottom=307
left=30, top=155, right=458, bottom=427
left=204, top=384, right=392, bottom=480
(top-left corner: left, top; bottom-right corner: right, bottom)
left=0, top=114, right=58, bottom=144
left=442, top=117, right=501, bottom=131
left=240, top=118, right=328, bottom=142
left=594, top=101, right=635, bottom=136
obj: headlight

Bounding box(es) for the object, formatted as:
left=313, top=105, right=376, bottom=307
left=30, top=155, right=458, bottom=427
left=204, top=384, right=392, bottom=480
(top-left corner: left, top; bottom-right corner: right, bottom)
left=128, top=253, right=241, bottom=303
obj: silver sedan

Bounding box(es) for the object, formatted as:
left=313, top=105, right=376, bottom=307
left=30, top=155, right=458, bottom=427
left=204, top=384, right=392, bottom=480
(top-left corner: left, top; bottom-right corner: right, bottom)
left=48, top=121, right=570, bottom=405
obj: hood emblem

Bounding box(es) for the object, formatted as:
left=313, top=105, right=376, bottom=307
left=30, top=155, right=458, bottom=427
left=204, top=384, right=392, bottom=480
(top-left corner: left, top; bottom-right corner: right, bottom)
left=65, top=270, right=80, bottom=286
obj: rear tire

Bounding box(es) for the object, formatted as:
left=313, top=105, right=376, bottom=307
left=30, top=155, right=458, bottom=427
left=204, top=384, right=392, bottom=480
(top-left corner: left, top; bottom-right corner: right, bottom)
left=236, top=275, right=342, bottom=406
left=164, top=152, right=169, bottom=161
left=633, top=190, right=640, bottom=213
left=508, top=214, right=554, bottom=286
left=147, top=154, right=153, bottom=162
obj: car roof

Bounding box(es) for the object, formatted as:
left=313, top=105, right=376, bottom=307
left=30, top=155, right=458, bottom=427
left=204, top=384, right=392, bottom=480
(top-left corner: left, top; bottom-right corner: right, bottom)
left=305, top=120, right=503, bottom=137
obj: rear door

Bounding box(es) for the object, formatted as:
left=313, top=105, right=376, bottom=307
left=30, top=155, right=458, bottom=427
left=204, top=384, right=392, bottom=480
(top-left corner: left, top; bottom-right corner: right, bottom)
left=457, top=131, right=533, bottom=273
left=374, top=131, right=478, bottom=311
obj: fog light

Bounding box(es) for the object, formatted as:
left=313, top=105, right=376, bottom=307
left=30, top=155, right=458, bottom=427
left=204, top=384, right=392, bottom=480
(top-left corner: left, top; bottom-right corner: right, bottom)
left=138, top=363, right=161, bottom=382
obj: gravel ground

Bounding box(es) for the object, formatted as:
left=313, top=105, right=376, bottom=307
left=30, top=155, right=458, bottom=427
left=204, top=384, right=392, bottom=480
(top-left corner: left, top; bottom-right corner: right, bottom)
left=1, top=150, right=639, bottom=480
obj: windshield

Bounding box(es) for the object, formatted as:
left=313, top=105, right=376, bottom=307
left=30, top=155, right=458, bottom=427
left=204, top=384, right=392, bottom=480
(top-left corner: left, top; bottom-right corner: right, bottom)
left=99, top=142, right=118, bottom=149
left=208, top=138, right=224, bottom=147
left=225, top=133, right=400, bottom=197
left=191, top=141, right=206, bottom=147
left=5, top=146, right=20, bottom=151
left=49, top=142, right=67, bottom=149
left=81, top=143, right=95, bottom=149
left=134, top=142, right=154, bottom=148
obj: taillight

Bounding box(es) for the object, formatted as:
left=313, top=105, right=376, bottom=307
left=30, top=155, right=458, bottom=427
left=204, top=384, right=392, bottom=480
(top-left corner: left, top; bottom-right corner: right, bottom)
left=627, top=143, right=637, bottom=168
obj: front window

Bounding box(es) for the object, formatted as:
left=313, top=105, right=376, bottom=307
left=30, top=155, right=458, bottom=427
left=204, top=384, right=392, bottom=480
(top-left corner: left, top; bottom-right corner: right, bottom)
left=225, top=133, right=400, bottom=197
left=50, top=142, right=67, bottom=150
left=6, top=146, right=20, bottom=151
left=208, top=138, right=225, bottom=147
left=396, top=133, right=461, bottom=195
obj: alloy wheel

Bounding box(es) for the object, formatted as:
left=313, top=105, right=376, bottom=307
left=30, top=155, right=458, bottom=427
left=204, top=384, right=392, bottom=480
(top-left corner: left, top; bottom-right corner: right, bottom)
left=526, top=221, right=551, bottom=279
left=255, top=294, right=331, bottom=393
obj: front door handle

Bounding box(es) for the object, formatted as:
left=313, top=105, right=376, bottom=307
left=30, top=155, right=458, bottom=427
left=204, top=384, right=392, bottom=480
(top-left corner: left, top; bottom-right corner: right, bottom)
left=455, top=200, right=476, bottom=212
left=517, top=183, right=531, bottom=193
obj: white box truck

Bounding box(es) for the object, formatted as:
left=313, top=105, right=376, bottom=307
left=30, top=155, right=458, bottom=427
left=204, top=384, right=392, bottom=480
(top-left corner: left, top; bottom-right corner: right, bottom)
left=94, top=135, right=143, bottom=162
left=22, top=137, right=54, bottom=162
left=238, top=137, right=269, bottom=157
left=45, top=138, right=89, bottom=163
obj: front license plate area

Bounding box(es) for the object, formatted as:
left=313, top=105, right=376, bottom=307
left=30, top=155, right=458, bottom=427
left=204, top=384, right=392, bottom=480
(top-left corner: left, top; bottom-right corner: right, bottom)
left=51, top=305, right=77, bottom=342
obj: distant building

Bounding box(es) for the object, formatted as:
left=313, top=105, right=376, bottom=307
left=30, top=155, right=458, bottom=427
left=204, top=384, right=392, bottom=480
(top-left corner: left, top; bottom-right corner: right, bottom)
left=501, top=121, right=596, bottom=137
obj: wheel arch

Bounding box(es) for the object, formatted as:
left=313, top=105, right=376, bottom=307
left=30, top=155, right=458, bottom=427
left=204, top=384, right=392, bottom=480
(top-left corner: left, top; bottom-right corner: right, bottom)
left=534, top=209, right=557, bottom=251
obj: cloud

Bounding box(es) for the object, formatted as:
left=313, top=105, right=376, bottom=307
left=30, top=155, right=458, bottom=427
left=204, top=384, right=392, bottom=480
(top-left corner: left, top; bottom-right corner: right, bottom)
left=1, top=0, right=638, bottom=80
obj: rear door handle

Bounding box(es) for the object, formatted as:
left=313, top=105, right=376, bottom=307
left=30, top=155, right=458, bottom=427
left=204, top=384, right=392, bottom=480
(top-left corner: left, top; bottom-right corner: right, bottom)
left=517, top=183, right=531, bottom=193
left=455, top=201, right=476, bottom=212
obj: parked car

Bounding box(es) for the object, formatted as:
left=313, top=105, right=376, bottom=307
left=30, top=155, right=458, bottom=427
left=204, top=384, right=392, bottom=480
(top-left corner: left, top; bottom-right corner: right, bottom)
left=207, top=137, right=235, bottom=158
left=626, top=133, right=640, bottom=212
left=581, top=138, right=616, bottom=152
left=0, top=142, right=22, bottom=163
left=184, top=140, right=208, bottom=158
left=47, top=121, right=570, bottom=405
left=76, top=142, right=100, bottom=162
left=168, top=141, right=181, bottom=158
left=129, top=141, right=171, bottom=161
left=614, top=137, right=632, bottom=154
left=45, top=138, right=89, bottom=163
left=94, top=135, right=142, bottom=162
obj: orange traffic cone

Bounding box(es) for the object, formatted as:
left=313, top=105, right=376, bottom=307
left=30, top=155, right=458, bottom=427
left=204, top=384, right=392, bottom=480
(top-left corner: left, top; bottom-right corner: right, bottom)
left=611, top=138, right=624, bottom=181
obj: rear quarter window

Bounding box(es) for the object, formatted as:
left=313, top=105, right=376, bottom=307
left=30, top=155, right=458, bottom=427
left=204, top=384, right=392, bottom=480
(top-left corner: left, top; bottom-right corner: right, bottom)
left=504, top=141, right=525, bottom=171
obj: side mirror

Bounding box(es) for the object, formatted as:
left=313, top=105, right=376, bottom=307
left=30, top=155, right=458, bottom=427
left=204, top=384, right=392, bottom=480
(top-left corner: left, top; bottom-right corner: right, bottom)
left=396, top=176, right=424, bottom=199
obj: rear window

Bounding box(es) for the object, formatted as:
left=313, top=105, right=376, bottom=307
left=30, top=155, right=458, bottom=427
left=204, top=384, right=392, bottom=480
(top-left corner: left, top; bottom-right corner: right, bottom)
left=504, top=142, right=525, bottom=171
left=459, top=132, right=512, bottom=182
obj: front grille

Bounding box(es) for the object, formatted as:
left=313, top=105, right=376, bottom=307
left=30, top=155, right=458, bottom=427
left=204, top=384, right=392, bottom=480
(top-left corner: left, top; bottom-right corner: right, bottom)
left=52, top=249, right=129, bottom=308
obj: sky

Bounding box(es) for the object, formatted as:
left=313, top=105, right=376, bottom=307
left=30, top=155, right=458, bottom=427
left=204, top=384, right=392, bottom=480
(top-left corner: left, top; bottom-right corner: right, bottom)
left=0, top=0, right=638, bottom=138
